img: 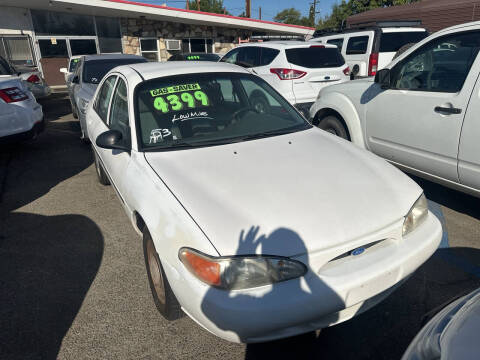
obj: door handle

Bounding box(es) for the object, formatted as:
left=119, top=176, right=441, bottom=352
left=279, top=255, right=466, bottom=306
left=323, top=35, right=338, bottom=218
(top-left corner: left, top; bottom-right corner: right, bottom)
left=434, top=106, right=462, bottom=115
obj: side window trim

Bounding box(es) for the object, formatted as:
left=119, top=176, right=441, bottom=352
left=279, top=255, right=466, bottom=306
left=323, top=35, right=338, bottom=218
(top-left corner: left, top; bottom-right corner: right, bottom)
left=106, top=76, right=120, bottom=126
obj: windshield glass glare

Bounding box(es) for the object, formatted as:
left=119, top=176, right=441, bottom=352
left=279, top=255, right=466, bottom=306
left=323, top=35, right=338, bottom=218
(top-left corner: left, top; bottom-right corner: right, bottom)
left=83, top=58, right=146, bottom=84
left=135, top=72, right=309, bottom=150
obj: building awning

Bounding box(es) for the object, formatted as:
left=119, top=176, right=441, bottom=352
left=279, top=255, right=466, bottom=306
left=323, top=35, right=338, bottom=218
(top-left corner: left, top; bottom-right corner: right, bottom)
left=1, top=0, right=314, bottom=36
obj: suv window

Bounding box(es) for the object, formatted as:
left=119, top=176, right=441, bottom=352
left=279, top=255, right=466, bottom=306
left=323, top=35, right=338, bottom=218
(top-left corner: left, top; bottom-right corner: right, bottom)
left=109, top=78, right=130, bottom=145
left=346, top=36, right=369, bottom=55
left=390, top=31, right=480, bottom=93
left=380, top=32, right=428, bottom=53
left=327, top=38, right=344, bottom=51
left=94, top=75, right=117, bottom=123
left=285, top=47, right=345, bottom=68
left=259, top=48, right=280, bottom=66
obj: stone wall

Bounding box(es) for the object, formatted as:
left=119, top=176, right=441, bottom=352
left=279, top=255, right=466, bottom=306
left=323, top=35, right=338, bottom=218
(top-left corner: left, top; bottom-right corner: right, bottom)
left=120, top=17, right=253, bottom=60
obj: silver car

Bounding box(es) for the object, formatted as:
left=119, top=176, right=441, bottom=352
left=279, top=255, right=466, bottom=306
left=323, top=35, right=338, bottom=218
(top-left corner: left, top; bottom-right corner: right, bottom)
left=68, top=54, right=147, bottom=141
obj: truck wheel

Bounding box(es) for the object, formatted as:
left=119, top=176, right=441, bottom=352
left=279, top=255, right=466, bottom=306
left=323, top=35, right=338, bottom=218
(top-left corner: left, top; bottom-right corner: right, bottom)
left=93, top=148, right=110, bottom=185
left=318, top=115, right=350, bottom=140
left=143, top=230, right=183, bottom=320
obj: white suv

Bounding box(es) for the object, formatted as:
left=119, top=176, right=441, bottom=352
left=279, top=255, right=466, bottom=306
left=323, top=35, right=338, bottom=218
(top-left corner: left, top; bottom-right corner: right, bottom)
left=311, top=24, right=428, bottom=78
left=309, top=21, right=480, bottom=197
left=220, top=42, right=350, bottom=117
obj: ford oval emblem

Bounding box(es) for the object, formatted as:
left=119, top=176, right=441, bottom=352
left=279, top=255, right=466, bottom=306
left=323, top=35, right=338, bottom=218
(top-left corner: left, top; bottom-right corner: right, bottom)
left=351, top=247, right=365, bottom=256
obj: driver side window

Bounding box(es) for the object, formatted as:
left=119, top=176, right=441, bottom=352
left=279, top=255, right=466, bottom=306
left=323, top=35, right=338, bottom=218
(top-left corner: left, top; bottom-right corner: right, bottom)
left=94, top=75, right=117, bottom=123
left=390, top=31, right=480, bottom=93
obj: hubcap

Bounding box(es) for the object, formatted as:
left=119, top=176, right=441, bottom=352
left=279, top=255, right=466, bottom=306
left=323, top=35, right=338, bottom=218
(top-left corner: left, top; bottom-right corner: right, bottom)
left=146, top=239, right=166, bottom=304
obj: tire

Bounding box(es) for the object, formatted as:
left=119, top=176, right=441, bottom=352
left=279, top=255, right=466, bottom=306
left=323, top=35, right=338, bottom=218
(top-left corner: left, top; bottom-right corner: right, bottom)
left=71, top=100, right=79, bottom=119
left=317, top=115, right=349, bottom=140
left=143, top=230, right=183, bottom=320
left=92, top=147, right=110, bottom=185
left=393, top=43, right=415, bottom=60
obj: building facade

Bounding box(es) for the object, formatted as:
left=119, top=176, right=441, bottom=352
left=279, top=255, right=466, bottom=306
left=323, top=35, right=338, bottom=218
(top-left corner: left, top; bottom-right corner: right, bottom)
left=0, top=0, right=313, bottom=87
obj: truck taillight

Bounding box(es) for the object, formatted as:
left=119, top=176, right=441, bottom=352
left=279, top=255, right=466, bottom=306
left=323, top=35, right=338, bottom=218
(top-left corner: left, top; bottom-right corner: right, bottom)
left=343, top=66, right=351, bottom=76
left=26, top=74, right=41, bottom=84
left=0, top=87, right=29, bottom=103
left=368, top=53, right=379, bottom=76
left=270, top=68, right=307, bottom=80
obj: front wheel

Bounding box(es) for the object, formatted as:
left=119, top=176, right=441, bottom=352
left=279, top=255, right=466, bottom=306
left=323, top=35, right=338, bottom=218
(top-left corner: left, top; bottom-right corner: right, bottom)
left=317, top=115, right=349, bottom=140
left=143, top=230, right=183, bottom=320
left=92, top=147, right=110, bottom=185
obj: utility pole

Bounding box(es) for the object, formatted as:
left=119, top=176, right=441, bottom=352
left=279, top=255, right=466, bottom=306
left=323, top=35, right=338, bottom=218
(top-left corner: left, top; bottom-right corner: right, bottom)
left=245, top=0, right=251, bottom=18
left=311, top=0, right=320, bottom=27
left=186, top=0, right=189, bottom=10
left=196, top=0, right=200, bottom=11
left=259, top=6, right=261, bottom=20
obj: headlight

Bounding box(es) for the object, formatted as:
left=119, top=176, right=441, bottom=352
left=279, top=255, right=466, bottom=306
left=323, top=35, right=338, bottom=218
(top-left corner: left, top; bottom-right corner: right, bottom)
left=179, top=248, right=307, bottom=290
left=403, top=193, right=428, bottom=236
left=79, top=98, right=89, bottom=114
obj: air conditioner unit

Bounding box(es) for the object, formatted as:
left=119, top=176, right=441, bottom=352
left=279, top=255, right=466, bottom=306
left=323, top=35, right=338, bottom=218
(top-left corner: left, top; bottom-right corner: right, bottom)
left=166, top=39, right=181, bottom=51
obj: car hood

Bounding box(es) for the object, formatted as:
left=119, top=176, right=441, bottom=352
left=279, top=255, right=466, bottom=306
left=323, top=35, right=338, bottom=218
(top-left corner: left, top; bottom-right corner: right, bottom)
left=145, top=128, right=421, bottom=256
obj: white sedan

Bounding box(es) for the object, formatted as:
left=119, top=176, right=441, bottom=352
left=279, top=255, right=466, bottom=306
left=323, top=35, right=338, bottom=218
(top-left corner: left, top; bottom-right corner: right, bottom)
left=86, top=62, right=442, bottom=343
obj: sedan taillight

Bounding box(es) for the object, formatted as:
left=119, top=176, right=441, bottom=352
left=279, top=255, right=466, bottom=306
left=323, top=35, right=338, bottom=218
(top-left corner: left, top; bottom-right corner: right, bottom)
left=270, top=68, right=307, bottom=80
left=0, top=87, right=29, bottom=103
left=26, top=74, right=41, bottom=84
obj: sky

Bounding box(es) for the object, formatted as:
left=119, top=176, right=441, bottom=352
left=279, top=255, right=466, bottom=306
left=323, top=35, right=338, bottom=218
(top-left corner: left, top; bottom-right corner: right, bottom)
left=137, top=0, right=338, bottom=22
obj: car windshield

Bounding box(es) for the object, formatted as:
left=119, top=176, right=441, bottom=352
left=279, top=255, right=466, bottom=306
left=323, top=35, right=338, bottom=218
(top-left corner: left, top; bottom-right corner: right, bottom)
left=83, top=58, right=146, bottom=84
left=135, top=72, right=310, bottom=150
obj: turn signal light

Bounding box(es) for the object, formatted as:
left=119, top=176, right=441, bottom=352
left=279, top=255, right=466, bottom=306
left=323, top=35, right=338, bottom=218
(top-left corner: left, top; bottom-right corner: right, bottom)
left=179, top=249, right=221, bottom=286
left=270, top=68, right=307, bottom=80
left=0, top=87, right=28, bottom=103
left=26, top=74, right=41, bottom=84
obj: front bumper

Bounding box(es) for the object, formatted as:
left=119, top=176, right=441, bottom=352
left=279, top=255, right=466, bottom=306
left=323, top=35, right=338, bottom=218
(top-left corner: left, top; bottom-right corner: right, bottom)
left=169, top=212, right=442, bottom=343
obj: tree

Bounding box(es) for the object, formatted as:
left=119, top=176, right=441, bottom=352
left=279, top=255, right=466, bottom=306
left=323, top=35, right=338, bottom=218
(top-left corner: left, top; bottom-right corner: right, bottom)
left=188, top=0, right=229, bottom=14
left=274, top=8, right=312, bottom=26
left=317, top=0, right=420, bottom=30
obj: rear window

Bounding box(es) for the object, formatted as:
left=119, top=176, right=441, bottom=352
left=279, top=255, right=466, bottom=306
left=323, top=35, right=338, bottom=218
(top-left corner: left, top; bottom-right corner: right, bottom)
left=346, top=36, right=369, bottom=55
left=380, top=31, right=428, bottom=53
left=285, top=47, right=345, bottom=68
left=83, top=58, right=147, bottom=84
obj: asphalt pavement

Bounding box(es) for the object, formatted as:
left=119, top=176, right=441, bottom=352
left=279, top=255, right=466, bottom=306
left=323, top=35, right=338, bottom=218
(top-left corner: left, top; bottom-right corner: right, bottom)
left=0, top=95, right=479, bottom=360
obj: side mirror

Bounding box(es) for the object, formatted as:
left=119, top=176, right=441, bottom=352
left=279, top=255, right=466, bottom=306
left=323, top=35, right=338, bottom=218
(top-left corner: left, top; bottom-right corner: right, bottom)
left=96, top=130, right=129, bottom=152
left=72, top=75, right=79, bottom=84
left=60, top=67, right=67, bottom=74
left=375, top=68, right=391, bottom=89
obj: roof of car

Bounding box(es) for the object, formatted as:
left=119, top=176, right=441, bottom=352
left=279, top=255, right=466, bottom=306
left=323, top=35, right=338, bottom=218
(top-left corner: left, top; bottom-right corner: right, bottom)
left=83, top=54, right=145, bottom=62
left=125, top=61, right=249, bottom=80
left=236, top=41, right=337, bottom=50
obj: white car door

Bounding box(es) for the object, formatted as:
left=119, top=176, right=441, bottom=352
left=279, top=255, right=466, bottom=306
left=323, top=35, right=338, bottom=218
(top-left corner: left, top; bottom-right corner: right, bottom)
left=458, top=71, right=480, bottom=190
left=365, top=29, right=480, bottom=183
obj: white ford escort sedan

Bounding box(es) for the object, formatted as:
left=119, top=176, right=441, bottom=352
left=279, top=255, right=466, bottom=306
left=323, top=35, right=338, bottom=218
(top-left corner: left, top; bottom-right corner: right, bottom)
left=86, top=62, right=441, bottom=343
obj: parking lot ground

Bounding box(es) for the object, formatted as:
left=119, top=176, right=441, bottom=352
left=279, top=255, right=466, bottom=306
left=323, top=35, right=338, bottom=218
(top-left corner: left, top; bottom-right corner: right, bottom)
left=1, top=95, right=479, bottom=360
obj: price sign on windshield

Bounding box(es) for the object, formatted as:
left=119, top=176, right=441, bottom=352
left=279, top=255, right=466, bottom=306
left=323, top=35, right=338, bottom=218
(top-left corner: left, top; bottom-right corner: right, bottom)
left=150, top=83, right=210, bottom=114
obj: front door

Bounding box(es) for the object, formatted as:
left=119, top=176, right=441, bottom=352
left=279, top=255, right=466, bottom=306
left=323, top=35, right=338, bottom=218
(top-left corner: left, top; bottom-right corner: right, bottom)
left=37, top=37, right=98, bottom=86
left=365, top=30, right=480, bottom=183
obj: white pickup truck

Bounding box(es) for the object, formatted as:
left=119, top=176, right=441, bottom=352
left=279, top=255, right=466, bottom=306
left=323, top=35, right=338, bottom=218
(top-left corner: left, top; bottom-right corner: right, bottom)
left=310, top=21, right=480, bottom=197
